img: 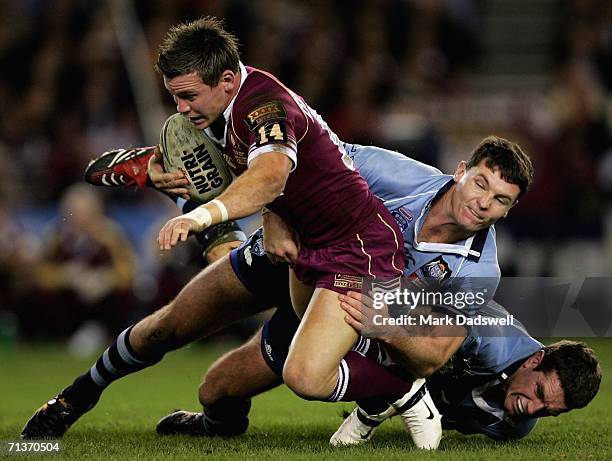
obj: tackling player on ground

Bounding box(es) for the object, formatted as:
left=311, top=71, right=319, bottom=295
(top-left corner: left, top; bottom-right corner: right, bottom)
left=330, top=292, right=601, bottom=443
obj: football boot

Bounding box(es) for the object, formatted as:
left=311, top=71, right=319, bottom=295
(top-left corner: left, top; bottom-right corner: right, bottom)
left=393, top=380, right=443, bottom=449
left=330, top=405, right=395, bottom=446
left=157, top=409, right=250, bottom=437
left=21, top=389, right=94, bottom=439
left=156, top=411, right=210, bottom=436
left=84, top=146, right=156, bottom=188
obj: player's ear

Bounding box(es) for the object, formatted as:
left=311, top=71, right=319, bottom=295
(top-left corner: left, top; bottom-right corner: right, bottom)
left=504, top=196, right=520, bottom=218
left=526, top=350, right=545, bottom=368
left=453, top=161, right=467, bottom=182
left=219, top=70, right=236, bottom=92
left=503, top=201, right=516, bottom=218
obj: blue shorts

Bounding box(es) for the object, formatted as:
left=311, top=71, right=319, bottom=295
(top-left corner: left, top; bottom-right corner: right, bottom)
left=229, top=228, right=300, bottom=377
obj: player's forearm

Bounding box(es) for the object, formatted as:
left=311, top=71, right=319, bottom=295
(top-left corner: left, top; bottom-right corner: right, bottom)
left=381, top=337, right=439, bottom=378
left=216, top=166, right=287, bottom=218
left=183, top=152, right=291, bottom=231
left=381, top=334, right=466, bottom=378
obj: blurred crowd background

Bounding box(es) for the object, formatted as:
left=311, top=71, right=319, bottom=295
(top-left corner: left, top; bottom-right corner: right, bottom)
left=1, top=0, right=611, bottom=346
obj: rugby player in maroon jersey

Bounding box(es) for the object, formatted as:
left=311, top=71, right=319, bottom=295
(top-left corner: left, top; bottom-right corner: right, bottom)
left=155, top=16, right=416, bottom=409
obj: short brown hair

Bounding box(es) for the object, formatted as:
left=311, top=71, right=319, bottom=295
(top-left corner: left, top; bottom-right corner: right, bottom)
left=156, top=16, right=240, bottom=86
left=535, top=340, right=602, bottom=410
left=467, top=135, right=534, bottom=199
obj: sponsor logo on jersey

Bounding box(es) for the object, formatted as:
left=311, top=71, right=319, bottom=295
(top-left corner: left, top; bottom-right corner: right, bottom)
left=245, top=100, right=287, bottom=130
left=263, top=338, right=274, bottom=362
left=222, top=151, right=237, bottom=170
left=180, top=143, right=224, bottom=195
left=399, top=207, right=414, bottom=222
left=421, top=256, right=452, bottom=281
left=391, top=207, right=414, bottom=233
left=333, top=274, right=363, bottom=290
left=244, top=247, right=253, bottom=266
left=251, top=237, right=266, bottom=257
left=224, top=131, right=248, bottom=168
left=230, top=149, right=248, bottom=166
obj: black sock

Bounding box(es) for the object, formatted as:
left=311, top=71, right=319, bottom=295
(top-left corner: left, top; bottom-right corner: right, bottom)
left=202, top=396, right=251, bottom=437
left=356, top=397, right=389, bottom=415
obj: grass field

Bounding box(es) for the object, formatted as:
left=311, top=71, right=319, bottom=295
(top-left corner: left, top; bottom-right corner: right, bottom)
left=1, top=338, right=611, bottom=460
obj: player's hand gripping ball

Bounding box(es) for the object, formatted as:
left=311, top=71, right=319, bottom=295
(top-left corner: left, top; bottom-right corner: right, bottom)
left=159, top=113, right=232, bottom=203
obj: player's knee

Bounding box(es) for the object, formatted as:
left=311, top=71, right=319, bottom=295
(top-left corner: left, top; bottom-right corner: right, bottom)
left=199, top=364, right=228, bottom=407
left=282, top=359, right=334, bottom=400
left=198, top=380, right=214, bottom=408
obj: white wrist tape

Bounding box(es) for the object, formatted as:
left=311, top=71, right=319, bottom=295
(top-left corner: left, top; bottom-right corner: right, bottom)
left=184, top=207, right=212, bottom=229
left=209, top=199, right=229, bottom=222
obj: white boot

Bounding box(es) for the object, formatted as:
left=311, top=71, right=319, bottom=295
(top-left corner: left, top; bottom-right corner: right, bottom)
left=330, top=405, right=396, bottom=446
left=392, top=380, right=442, bottom=450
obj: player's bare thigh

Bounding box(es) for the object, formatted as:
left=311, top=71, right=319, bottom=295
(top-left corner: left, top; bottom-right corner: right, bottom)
left=289, top=269, right=315, bottom=318
left=283, top=287, right=358, bottom=399
left=131, top=254, right=265, bottom=352
left=199, top=328, right=282, bottom=406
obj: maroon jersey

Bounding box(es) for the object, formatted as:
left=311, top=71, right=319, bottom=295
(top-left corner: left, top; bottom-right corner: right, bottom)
left=223, top=66, right=380, bottom=248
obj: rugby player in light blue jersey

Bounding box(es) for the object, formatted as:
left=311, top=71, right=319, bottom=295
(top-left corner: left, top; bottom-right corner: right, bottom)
left=23, top=136, right=535, bottom=450
left=348, top=142, right=502, bottom=283
left=337, top=295, right=601, bottom=442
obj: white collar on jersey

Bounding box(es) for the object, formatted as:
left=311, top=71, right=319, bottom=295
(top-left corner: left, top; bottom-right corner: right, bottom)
left=412, top=189, right=484, bottom=259
left=471, top=377, right=506, bottom=420
left=204, top=61, right=248, bottom=147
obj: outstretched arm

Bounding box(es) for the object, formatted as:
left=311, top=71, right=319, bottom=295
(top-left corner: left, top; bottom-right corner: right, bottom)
left=158, top=151, right=292, bottom=250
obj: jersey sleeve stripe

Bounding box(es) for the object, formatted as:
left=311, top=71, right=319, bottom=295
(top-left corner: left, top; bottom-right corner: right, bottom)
left=247, top=144, right=297, bottom=171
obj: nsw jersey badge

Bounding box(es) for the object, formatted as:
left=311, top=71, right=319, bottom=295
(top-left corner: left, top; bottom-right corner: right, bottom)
left=421, top=256, right=452, bottom=281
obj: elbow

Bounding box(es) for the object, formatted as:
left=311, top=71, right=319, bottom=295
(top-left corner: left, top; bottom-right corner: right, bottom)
left=261, top=169, right=290, bottom=203
left=412, top=364, right=438, bottom=379
left=249, top=152, right=292, bottom=205
left=257, top=178, right=285, bottom=207
left=413, top=358, right=446, bottom=378
left=267, top=175, right=287, bottom=199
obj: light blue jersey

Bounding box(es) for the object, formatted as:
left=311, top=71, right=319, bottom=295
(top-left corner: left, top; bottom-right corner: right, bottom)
left=430, top=301, right=543, bottom=440
left=347, top=144, right=500, bottom=310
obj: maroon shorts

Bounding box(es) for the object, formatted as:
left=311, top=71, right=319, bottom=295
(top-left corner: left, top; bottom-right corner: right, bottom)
left=293, top=200, right=405, bottom=294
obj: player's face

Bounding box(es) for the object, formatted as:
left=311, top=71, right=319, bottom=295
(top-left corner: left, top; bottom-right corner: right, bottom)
left=450, top=159, right=520, bottom=233
left=504, top=351, right=567, bottom=418
left=164, top=71, right=235, bottom=130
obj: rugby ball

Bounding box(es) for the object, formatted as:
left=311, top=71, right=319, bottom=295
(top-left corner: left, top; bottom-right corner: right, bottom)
left=159, top=113, right=233, bottom=203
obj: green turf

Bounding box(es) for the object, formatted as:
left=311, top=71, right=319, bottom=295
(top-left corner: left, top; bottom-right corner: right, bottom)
left=1, top=338, right=610, bottom=460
